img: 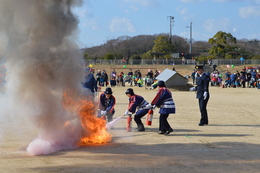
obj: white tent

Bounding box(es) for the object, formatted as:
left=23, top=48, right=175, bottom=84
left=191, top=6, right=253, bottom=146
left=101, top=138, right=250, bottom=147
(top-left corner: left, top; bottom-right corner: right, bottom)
left=155, top=68, right=187, bottom=87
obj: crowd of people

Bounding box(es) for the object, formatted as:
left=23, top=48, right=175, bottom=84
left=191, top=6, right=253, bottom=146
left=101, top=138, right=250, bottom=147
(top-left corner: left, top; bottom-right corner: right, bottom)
left=85, top=68, right=161, bottom=89
left=191, top=66, right=260, bottom=89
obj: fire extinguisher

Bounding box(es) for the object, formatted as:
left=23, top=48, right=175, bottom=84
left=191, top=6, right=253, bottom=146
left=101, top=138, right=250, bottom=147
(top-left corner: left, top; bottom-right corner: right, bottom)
left=146, top=108, right=154, bottom=126
left=126, top=114, right=132, bottom=132
left=101, top=115, right=106, bottom=121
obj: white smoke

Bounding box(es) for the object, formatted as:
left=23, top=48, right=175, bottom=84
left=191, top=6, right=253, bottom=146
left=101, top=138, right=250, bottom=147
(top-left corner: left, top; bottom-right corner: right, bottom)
left=0, top=0, right=85, bottom=155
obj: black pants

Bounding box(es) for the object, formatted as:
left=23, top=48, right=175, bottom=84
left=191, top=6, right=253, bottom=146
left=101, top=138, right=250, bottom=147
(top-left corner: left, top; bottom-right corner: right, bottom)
left=159, top=114, right=171, bottom=131
left=106, top=113, right=114, bottom=122
left=134, top=109, right=149, bottom=126
left=198, top=96, right=209, bottom=124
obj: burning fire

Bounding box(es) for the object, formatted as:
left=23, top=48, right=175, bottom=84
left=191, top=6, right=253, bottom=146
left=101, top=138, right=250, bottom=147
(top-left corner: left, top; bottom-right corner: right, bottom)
left=62, top=90, right=112, bottom=145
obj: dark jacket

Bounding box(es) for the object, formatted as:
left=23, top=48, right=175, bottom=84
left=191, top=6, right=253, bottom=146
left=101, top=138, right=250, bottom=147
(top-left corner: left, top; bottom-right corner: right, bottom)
left=82, top=73, right=97, bottom=93
left=99, top=93, right=116, bottom=114
left=128, top=94, right=148, bottom=113
left=195, top=73, right=210, bottom=99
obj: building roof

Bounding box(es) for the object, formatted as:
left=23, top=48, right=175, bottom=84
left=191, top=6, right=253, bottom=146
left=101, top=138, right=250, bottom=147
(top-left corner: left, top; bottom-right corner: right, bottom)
left=155, top=68, right=187, bottom=87
left=155, top=68, right=176, bottom=81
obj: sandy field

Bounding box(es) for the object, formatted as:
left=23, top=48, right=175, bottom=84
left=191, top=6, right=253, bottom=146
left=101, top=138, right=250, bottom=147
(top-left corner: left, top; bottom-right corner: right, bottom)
left=0, top=80, right=260, bottom=173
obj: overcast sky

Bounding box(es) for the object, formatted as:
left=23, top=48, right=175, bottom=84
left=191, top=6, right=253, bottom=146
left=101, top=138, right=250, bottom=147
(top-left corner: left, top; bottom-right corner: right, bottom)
left=73, top=0, right=260, bottom=48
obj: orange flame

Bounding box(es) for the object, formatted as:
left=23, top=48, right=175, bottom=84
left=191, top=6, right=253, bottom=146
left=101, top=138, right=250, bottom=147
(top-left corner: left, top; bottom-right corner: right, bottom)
left=62, top=90, right=112, bottom=145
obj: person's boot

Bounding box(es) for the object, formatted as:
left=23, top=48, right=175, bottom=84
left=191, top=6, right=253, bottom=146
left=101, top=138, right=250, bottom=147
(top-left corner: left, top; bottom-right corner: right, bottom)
left=136, top=124, right=145, bottom=131
left=164, top=128, right=173, bottom=135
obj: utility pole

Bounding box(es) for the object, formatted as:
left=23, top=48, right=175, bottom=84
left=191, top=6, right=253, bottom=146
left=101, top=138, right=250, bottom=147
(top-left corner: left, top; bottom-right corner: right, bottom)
left=186, top=22, right=192, bottom=53
left=167, top=16, right=174, bottom=43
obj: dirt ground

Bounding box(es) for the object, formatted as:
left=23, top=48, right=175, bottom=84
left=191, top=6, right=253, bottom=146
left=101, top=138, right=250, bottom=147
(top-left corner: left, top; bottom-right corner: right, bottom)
left=1, top=79, right=260, bottom=173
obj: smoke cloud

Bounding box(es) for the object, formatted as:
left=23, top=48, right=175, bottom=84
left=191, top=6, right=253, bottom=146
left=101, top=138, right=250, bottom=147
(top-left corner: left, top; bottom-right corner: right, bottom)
left=0, top=0, right=86, bottom=155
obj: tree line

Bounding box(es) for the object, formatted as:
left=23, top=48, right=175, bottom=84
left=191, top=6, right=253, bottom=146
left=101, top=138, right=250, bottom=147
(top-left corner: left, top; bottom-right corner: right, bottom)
left=83, top=31, right=260, bottom=62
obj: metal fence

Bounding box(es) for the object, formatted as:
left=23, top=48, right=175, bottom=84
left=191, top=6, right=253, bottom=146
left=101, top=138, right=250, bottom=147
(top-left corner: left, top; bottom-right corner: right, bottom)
left=85, top=59, right=260, bottom=66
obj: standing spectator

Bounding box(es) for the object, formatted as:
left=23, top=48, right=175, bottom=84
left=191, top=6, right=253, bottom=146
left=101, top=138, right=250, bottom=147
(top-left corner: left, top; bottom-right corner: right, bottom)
left=154, top=70, right=160, bottom=78
left=149, top=80, right=175, bottom=135
left=190, top=65, right=210, bottom=126
left=146, top=69, right=154, bottom=87
left=213, top=64, right=217, bottom=71
left=82, top=67, right=97, bottom=100
left=146, top=69, right=153, bottom=78
left=240, top=69, right=247, bottom=88
left=191, top=70, right=196, bottom=85
left=182, top=57, right=185, bottom=65
left=246, top=70, right=252, bottom=87
left=110, top=69, right=117, bottom=87
left=127, top=69, right=133, bottom=86
left=101, top=70, right=108, bottom=86
left=133, top=70, right=139, bottom=86
left=252, top=69, right=257, bottom=81
left=96, top=70, right=102, bottom=86
left=225, top=70, right=231, bottom=80
left=124, top=88, right=149, bottom=131
left=217, top=73, right=223, bottom=87
left=137, top=70, right=142, bottom=78
left=208, top=59, right=212, bottom=66
left=111, top=69, right=117, bottom=79
left=128, top=69, right=133, bottom=77
left=236, top=70, right=241, bottom=78
left=230, top=72, right=237, bottom=87
left=99, top=87, right=116, bottom=122
left=118, top=72, right=125, bottom=87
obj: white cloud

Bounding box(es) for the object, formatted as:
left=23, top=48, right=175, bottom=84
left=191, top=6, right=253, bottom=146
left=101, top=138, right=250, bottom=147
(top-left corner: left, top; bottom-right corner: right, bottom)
left=239, top=6, right=260, bottom=18
left=203, top=19, right=215, bottom=32
left=110, top=17, right=136, bottom=33
left=176, top=7, right=195, bottom=21
left=73, top=7, right=100, bottom=30
left=203, top=18, right=237, bottom=34
left=130, top=5, right=139, bottom=11
left=180, top=7, right=188, bottom=15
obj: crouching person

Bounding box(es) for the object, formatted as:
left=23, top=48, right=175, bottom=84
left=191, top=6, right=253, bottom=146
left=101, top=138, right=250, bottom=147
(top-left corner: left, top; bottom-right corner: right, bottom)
left=99, top=87, right=116, bottom=122
left=125, top=88, right=149, bottom=131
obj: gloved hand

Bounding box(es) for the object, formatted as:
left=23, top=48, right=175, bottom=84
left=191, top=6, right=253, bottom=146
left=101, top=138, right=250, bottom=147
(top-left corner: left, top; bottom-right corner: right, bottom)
left=189, top=87, right=196, bottom=91
left=124, top=110, right=129, bottom=115
left=145, top=103, right=152, bottom=109
left=101, top=110, right=107, bottom=115
left=203, top=92, right=208, bottom=100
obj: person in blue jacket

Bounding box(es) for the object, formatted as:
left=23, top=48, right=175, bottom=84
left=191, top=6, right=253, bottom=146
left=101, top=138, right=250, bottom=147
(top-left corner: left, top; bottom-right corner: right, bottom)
left=149, top=80, right=175, bottom=135
left=99, top=87, right=116, bottom=122
left=82, top=67, right=97, bottom=99
left=230, top=72, right=237, bottom=87
left=125, top=88, right=149, bottom=131
left=190, top=65, right=210, bottom=126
